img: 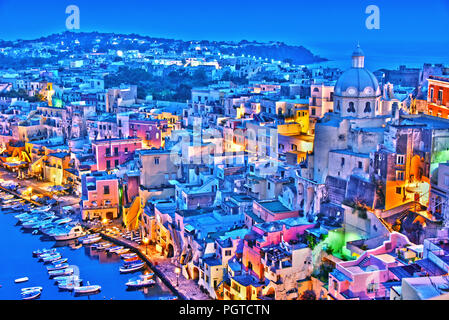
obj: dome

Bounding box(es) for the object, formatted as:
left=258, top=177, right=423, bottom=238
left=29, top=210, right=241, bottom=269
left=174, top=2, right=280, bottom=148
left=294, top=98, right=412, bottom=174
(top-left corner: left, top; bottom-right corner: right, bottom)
left=334, top=67, right=380, bottom=96
left=334, top=44, right=380, bottom=97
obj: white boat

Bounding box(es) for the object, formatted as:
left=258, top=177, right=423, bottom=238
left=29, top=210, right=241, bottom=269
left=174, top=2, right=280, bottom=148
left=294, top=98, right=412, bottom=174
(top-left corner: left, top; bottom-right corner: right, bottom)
left=115, top=248, right=130, bottom=255
left=58, top=280, right=83, bottom=291
left=40, top=253, right=62, bottom=263
left=82, top=236, right=101, bottom=244
left=121, top=253, right=138, bottom=260
left=52, top=225, right=86, bottom=241
left=54, top=217, right=72, bottom=225
left=47, top=263, right=69, bottom=271
left=74, top=285, right=101, bottom=294
left=126, top=274, right=155, bottom=288
left=33, top=248, right=56, bottom=257
left=53, top=275, right=80, bottom=283
left=119, top=261, right=145, bottom=273
left=15, top=277, right=29, bottom=283
left=21, top=289, right=41, bottom=300
left=21, top=286, right=43, bottom=292
left=49, top=267, right=74, bottom=278
left=108, top=246, right=124, bottom=253
left=51, top=258, right=68, bottom=265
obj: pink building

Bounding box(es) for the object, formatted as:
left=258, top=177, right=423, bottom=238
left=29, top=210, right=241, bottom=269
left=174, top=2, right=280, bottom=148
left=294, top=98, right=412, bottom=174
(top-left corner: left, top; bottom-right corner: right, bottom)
left=242, top=217, right=315, bottom=280
left=92, top=137, right=142, bottom=171
left=81, top=171, right=120, bottom=220
left=328, top=232, right=413, bottom=300
left=129, top=119, right=165, bottom=148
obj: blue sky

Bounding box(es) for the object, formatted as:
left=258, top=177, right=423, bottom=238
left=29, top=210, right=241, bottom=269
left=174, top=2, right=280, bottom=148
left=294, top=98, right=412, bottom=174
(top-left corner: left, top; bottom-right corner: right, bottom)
left=0, top=0, right=448, bottom=46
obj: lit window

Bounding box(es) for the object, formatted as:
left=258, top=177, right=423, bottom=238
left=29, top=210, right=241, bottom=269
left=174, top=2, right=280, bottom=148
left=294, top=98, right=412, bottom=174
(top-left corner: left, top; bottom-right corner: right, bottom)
left=396, top=155, right=405, bottom=165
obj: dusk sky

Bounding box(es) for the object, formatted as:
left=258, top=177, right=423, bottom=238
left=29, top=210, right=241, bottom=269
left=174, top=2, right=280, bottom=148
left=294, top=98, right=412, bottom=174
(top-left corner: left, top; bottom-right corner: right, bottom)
left=0, top=0, right=448, bottom=46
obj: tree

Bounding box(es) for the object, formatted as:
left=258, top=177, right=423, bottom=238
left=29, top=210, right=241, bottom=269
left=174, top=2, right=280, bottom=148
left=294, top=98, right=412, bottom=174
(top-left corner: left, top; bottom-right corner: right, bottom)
left=300, top=290, right=316, bottom=300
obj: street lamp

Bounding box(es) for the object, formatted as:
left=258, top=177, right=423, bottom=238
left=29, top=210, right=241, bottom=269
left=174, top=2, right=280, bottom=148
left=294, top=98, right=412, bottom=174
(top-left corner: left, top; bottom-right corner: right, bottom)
left=175, top=266, right=181, bottom=287
left=143, top=237, right=149, bottom=255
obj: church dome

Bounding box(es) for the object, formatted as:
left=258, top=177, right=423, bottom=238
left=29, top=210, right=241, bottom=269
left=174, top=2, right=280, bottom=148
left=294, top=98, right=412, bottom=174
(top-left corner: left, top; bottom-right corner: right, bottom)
left=334, top=45, right=380, bottom=97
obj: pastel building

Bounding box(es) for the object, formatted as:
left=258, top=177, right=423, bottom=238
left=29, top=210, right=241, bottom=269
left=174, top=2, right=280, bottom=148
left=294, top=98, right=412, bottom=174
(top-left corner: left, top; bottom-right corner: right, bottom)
left=81, top=171, right=120, bottom=220
left=92, top=137, right=142, bottom=171
left=328, top=232, right=413, bottom=300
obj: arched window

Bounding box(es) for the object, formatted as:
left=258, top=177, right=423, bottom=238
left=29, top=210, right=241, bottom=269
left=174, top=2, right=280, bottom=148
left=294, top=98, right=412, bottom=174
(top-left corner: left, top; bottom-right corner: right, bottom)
left=347, top=101, right=356, bottom=113
left=336, top=100, right=341, bottom=112
left=313, top=87, right=320, bottom=92
left=364, top=102, right=371, bottom=113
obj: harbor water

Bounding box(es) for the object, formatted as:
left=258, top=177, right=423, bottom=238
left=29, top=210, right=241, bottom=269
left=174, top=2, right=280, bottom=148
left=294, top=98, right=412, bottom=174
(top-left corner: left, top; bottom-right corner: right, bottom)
left=0, top=205, right=174, bottom=300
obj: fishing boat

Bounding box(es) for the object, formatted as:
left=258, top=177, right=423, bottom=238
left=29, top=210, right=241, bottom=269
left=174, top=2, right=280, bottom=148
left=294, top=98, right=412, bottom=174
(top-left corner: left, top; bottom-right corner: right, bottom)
left=15, top=277, right=29, bottom=283
left=58, top=280, right=83, bottom=291
left=21, top=289, right=41, bottom=300
left=21, top=287, right=43, bottom=292
left=125, top=274, right=155, bottom=288
left=119, top=261, right=145, bottom=273
left=52, top=225, right=86, bottom=241
left=115, top=248, right=130, bottom=255
left=47, top=263, right=69, bottom=271
left=73, top=285, right=101, bottom=294
left=33, top=248, right=57, bottom=257
left=53, top=217, right=72, bottom=225
left=121, top=253, right=138, bottom=260
left=40, top=253, right=62, bottom=263
left=80, top=233, right=101, bottom=244
left=108, top=245, right=124, bottom=253
left=51, top=258, right=68, bottom=265
left=48, top=267, right=74, bottom=278
left=53, top=275, right=80, bottom=283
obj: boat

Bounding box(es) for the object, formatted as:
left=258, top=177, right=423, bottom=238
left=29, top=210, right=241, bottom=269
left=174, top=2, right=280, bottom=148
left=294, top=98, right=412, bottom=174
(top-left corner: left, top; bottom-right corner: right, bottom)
left=126, top=274, right=155, bottom=288
left=15, top=277, right=29, bottom=283
left=51, top=258, right=68, bottom=265
left=21, top=287, right=43, bottom=292
left=119, top=261, right=145, bottom=273
left=54, top=217, right=72, bottom=225
left=73, top=285, right=101, bottom=294
left=58, top=280, right=83, bottom=291
left=33, top=248, right=57, bottom=257
left=47, top=263, right=69, bottom=271
left=53, top=275, right=80, bottom=283
left=21, top=289, right=41, bottom=300
left=40, top=253, right=62, bottom=263
left=48, top=267, right=74, bottom=278
left=121, top=253, right=138, bottom=260
left=82, top=236, right=101, bottom=244
left=115, top=248, right=130, bottom=255
left=52, top=225, right=86, bottom=241
left=108, top=246, right=124, bottom=253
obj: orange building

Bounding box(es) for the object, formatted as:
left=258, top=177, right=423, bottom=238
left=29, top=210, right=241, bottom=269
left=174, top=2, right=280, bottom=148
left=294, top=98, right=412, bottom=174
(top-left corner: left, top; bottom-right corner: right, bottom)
left=427, top=75, right=449, bottom=119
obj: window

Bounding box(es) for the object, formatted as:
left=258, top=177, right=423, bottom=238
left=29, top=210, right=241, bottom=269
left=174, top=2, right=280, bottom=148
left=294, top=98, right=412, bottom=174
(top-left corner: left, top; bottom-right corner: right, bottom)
left=347, top=101, right=356, bottom=113
left=268, top=182, right=271, bottom=190
left=154, top=157, right=160, bottom=165
left=104, top=186, right=110, bottom=195
left=396, top=187, right=402, bottom=194
left=367, top=282, right=378, bottom=293
left=430, top=88, right=434, bottom=100
left=438, top=90, right=443, bottom=102
left=115, top=159, right=119, bottom=167
left=396, top=155, right=405, bottom=165
left=106, top=160, right=111, bottom=169
left=358, top=161, right=363, bottom=169
left=311, top=108, right=316, bottom=116
left=106, top=147, right=111, bottom=156
left=341, top=157, right=345, bottom=167
left=114, top=147, right=119, bottom=156
left=444, top=175, right=449, bottom=187
left=396, top=171, right=405, bottom=181
left=364, top=102, right=371, bottom=113
left=124, top=147, right=128, bottom=153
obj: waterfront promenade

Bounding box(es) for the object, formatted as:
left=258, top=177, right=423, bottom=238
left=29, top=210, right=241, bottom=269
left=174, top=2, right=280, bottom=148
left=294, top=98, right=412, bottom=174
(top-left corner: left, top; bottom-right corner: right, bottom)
left=98, top=230, right=211, bottom=300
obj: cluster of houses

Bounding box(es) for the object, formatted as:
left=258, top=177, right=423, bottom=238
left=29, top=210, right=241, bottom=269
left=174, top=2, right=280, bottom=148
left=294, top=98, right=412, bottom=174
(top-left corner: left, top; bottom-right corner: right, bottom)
left=1, top=36, right=449, bottom=300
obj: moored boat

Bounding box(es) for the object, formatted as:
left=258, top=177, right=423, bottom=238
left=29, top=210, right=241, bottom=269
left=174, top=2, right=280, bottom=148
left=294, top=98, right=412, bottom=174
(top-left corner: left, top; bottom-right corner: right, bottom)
left=121, top=253, right=138, bottom=260
left=125, top=274, right=155, bottom=288
left=48, top=267, right=74, bottom=278
left=21, top=289, right=41, bottom=300
left=119, top=261, right=145, bottom=273
left=52, top=225, right=86, bottom=241
left=46, top=263, right=69, bottom=271
left=73, top=285, right=101, bottom=294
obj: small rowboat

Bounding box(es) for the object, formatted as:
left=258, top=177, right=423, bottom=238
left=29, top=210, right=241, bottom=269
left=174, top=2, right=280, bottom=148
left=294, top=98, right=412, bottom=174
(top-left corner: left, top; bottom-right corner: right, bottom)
left=51, top=258, right=68, bottom=265
left=54, top=275, right=80, bottom=283
left=108, top=246, right=124, bottom=253
left=126, top=274, right=155, bottom=288
left=74, top=285, right=101, bottom=294
left=33, top=248, right=57, bottom=257
left=15, top=277, right=29, bottom=283
left=49, top=268, right=74, bottom=278
left=21, top=287, right=43, bottom=292
left=21, top=289, right=41, bottom=300
left=121, top=253, right=138, bottom=260
left=115, top=248, right=130, bottom=255
left=58, top=280, right=83, bottom=291
left=120, top=261, right=145, bottom=273
left=47, top=263, right=69, bottom=272
left=41, top=254, right=62, bottom=263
